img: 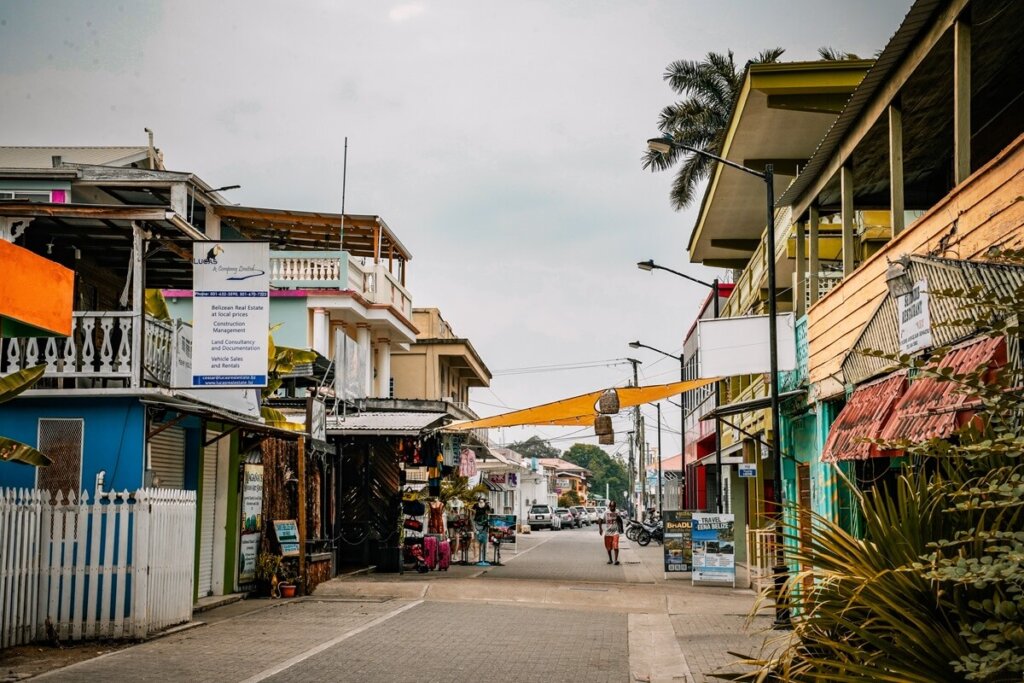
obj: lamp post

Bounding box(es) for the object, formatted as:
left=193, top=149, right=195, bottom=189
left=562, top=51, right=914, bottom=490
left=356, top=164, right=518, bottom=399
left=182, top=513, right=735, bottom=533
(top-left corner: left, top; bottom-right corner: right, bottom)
left=636, top=260, right=723, bottom=514
left=646, top=134, right=787, bottom=626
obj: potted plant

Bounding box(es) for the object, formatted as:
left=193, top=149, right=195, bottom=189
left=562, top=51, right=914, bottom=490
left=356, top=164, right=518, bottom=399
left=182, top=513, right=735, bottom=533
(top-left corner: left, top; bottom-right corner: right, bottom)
left=254, top=552, right=282, bottom=597
left=277, top=560, right=299, bottom=598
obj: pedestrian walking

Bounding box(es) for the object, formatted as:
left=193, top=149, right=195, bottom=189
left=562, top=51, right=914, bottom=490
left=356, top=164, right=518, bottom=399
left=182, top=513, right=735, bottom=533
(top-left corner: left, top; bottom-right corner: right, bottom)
left=597, top=500, right=622, bottom=565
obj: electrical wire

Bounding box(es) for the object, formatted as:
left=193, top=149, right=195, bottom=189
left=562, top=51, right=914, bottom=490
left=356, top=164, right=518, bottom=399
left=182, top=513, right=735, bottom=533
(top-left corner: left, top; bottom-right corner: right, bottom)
left=493, top=357, right=637, bottom=376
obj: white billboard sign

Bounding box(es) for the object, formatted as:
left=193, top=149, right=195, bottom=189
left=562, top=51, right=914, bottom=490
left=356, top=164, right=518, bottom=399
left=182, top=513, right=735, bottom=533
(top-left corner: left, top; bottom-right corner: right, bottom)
left=697, top=314, right=797, bottom=377
left=192, top=242, right=269, bottom=387
left=897, top=279, right=933, bottom=355
left=171, top=321, right=261, bottom=418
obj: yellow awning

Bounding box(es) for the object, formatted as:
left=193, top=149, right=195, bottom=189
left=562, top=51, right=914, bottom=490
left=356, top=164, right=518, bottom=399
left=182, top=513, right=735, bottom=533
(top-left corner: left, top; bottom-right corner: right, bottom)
left=446, top=378, right=717, bottom=431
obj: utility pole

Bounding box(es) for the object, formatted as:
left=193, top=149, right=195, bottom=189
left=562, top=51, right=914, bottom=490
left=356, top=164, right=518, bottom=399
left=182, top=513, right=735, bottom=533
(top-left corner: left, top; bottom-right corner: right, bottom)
left=626, top=358, right=642, bottom=517
left=627, top=430, right=635, bottom=518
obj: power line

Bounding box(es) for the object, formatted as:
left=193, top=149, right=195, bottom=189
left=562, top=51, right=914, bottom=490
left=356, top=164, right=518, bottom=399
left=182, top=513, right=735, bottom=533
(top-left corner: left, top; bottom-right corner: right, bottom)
left=492, top=357, right=636, bottom=376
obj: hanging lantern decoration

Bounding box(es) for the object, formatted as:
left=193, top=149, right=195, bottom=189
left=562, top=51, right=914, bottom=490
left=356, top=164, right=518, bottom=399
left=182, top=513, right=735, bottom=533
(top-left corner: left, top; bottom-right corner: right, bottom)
left=597, top=389, right=620, bottom=415
left=594, top=415, right=613, bottom=436
left=598, top=432, right=614, bottom=445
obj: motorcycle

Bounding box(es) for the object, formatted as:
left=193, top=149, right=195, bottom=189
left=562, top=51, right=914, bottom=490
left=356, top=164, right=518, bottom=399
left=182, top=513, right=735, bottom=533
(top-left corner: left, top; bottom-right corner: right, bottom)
left=636, top=519, right=663, bottom=546
left=624, top=518, right=645, bottom=542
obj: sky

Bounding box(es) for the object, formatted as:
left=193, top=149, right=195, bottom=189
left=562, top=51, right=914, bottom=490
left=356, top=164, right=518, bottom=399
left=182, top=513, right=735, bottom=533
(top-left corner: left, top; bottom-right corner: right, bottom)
left=0, top=0, right=910, bottom=458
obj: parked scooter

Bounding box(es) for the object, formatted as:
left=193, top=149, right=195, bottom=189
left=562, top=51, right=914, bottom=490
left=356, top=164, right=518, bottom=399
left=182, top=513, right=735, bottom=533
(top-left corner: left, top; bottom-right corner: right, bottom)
left=636, top=519, right=663, bottom=546
left=624, top=518, right=645, bottom=542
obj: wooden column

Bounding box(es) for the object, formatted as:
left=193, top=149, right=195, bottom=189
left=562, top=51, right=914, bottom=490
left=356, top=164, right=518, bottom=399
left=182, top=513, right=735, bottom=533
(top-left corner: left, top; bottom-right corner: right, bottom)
left=297, top=435, right=306, bottom=594
left=808, top=206, right=820, bottom=306
left=795, top=219, right=806, bottom=317
left=888, top=103, right=905, bottom=236
left=954, top=17, right=971, bottom=184
left=841, top=165, right=855, bottom=276
left=131, top=222, right=144, bottom=388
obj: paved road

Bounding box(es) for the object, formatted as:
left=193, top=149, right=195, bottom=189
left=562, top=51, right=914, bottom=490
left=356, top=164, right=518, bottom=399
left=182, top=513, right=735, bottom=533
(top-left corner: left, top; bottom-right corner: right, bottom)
left=33, top=526, right=777, bottom=683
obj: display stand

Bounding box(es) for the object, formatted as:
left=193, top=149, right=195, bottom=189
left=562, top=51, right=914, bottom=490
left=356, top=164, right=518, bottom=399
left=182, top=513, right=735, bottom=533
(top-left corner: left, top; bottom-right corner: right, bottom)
left=490, top=534, right=503, bottom=566
left=457, top=531, right=471, bottom=565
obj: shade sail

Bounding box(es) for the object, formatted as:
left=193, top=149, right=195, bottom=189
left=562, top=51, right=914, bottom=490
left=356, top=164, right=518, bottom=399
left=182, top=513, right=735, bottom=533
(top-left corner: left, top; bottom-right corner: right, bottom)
left=445, top=378, right=717, bottom=431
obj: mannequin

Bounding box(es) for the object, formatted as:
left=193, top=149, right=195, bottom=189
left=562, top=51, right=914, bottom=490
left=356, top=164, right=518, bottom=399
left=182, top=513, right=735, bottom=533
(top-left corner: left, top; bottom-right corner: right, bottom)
left=428, top=498, right=445, bottom=534
left=472, top=496, right=493, bottom=565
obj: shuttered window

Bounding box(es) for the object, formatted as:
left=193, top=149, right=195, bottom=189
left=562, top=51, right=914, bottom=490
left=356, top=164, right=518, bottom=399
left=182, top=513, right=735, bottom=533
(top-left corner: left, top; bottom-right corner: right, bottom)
left=149, top=427, right=185, bottom=489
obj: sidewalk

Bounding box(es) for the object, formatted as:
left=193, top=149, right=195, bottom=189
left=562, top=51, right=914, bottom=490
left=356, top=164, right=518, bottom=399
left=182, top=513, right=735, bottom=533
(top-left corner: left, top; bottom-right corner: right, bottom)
left=622, top=537, right=782, bottom=682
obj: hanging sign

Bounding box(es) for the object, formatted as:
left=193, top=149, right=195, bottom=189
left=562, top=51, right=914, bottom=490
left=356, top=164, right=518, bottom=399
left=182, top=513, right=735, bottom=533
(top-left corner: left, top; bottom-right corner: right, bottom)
left=192, top=242, right=269, bottom=387
left=663, top=510, right=692, bottom=574
left=691, top=513, right=736, bottom=586
left=898, top=279, right=933, bottom=355
left=237, top=463, right=264, bottom=583
left=488, top=514, right=517, bottom=549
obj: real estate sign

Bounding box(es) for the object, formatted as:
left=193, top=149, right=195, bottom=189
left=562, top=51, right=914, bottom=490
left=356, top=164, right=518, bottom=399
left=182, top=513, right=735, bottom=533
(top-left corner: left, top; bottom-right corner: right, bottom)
left=691, top=513, right=736, bottom=586
left=238, top=464, right=264, bottom=584
left=192, top=242, right=269, bottom=387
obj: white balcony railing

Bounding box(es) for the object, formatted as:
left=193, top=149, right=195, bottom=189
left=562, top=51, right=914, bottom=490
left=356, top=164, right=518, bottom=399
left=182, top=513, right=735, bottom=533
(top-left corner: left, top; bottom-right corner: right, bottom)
left=0, top=312, right=183, bottom=389
left=367, top=264, right=413, bottom=319
left=269, top=250, right=349, bottom=289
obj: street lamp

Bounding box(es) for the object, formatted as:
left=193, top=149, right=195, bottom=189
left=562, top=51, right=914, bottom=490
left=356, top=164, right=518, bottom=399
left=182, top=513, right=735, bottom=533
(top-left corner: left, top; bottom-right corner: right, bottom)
left=646, top=133, right=787, bottom=626
left=635, top=261, right=723, bottom=514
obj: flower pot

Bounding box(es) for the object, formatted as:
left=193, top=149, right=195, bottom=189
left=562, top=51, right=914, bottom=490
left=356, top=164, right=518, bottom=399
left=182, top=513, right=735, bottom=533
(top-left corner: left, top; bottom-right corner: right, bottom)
left=279, top=583, right=297, bottom=598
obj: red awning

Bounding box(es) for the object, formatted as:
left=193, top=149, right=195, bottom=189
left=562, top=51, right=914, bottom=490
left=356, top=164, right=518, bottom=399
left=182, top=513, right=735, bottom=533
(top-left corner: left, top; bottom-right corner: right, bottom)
left=822, top=372, right=908, bottom=462
left=879, top=336, right=1007, bottom=443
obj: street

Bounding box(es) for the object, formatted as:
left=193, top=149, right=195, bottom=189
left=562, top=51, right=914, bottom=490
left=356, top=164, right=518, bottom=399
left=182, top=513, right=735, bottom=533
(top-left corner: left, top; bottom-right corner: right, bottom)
left=29, top=528, right=779, bottom=683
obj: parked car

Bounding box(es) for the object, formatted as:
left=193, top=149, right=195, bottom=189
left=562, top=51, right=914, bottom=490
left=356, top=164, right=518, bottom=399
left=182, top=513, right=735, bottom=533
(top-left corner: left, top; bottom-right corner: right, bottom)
left=572, top=506, right=590, bottom=526
left=528, top=504, right=560, bottom=530
left=596, top=506, right=607, bottom=520
left=585, top=506, right=598, bottom=523
left=554, top=507, right=576, bottom=529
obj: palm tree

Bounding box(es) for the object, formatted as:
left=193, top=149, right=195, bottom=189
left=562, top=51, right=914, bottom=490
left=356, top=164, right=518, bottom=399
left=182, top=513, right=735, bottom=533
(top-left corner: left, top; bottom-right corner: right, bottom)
left=817, top=46, right=861, bottom=61
left=643, top=48, right=785, bottom=210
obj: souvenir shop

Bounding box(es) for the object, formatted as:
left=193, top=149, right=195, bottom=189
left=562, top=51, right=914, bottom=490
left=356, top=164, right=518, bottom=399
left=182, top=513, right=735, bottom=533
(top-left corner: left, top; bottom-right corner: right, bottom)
left=398, top=437, right=506, bottom=571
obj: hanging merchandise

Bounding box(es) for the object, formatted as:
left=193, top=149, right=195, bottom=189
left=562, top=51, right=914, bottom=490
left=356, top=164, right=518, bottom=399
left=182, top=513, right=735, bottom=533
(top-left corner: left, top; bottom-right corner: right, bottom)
left=459, top=448, right=477, bottom=477
left=594, top=415, right=613, bottom=435
left=402, top=499, right=425, bottom=516
left=428, top=500, right=445, bottom=534
left=403, top=517, right=423, bottom=532
left=598, top=389, right=620, bottom=414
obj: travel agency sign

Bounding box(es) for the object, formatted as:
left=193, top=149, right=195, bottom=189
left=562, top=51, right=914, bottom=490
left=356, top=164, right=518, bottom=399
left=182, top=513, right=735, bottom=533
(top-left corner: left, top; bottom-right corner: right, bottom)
left=192, top=242, right=270, bottom=387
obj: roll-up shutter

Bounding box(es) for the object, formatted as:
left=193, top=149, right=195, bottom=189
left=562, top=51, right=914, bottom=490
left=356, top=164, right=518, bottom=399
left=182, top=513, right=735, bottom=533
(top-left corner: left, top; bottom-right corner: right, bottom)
left=198, top=435, right=219, bottom=597
left=149, top=426, right=185, bottom=489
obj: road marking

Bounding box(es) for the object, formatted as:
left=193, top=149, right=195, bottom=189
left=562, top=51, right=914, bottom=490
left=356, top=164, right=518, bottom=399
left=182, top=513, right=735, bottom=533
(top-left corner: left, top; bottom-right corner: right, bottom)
left=240, top=600, right=424, bottom=682
left=499, top=533, right=555, bottom=563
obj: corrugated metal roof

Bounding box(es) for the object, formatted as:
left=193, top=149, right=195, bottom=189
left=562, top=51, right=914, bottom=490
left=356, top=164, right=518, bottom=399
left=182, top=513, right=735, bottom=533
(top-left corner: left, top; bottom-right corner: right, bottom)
left=879, top=336, right=1006, bottom=443
left=776, top=0, right=945, bottom=210
left=843, top=255, right=1024, bottom=385
left=0, top=146, right=149, bottom=169
left=326, top=411, right=447, bottom=435
left=822, top=373, right=907, bottom=462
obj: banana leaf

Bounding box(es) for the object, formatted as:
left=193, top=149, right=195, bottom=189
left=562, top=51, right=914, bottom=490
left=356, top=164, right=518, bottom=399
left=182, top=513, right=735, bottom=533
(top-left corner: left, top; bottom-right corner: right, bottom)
left=0, top=365, right=45, bottom=404
left=145, top=289, right=171, bottom=321
left=260, top=405, right=304, bottom=432
left=0, top=436, right=51, bottom=467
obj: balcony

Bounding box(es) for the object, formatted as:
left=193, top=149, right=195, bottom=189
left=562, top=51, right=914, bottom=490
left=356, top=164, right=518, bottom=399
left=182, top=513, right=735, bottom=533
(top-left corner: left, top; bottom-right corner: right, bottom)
left=0, top=312, right=180, bottom=389
left=270, top=251, right=412, bottom=320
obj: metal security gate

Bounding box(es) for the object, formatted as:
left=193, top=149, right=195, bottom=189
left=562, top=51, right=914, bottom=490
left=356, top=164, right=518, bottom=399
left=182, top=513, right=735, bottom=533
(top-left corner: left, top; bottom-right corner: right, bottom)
left=149, top=427, right=185, bottom=489
left=197, top=436, right=219, bottom=597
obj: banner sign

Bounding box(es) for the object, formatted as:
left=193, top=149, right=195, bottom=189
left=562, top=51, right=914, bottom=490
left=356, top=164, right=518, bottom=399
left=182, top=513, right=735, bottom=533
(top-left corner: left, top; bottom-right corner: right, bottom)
left=238, top=464, right=264, bottom=583
left=172, top=321, right=261, bottom=418
left=691, top=513, right=736, bottom=585
left=663, top=510, right=692, bottom=574
left=192, top=242, right=269, bottom=387
left=898, top=279, right=933, bottom=355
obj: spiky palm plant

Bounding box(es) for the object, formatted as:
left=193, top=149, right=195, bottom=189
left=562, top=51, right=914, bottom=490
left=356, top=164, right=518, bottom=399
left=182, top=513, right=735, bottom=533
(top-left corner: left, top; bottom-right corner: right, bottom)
left=642, top=48, right=785, bottom=210
left=0, top=364, right=50, bottom=466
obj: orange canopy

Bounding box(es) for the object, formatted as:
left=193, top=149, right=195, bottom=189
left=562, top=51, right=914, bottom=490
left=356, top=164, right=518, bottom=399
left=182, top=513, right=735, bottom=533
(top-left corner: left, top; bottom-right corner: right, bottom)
left=446, top=378, right=717, bottom=431
left=0, top=241, right=73, bottom=337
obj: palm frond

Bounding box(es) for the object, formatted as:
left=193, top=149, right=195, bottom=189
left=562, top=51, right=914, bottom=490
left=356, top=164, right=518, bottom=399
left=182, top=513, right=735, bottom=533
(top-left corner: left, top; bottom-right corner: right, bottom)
left=0, top=436, right=52, bottom=467
left=0, top=365, right=45, bottom=404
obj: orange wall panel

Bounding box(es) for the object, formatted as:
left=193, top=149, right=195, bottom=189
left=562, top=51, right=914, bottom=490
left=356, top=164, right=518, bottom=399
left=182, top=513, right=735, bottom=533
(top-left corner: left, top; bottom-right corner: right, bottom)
left=0, top=241, right=74, bottom=337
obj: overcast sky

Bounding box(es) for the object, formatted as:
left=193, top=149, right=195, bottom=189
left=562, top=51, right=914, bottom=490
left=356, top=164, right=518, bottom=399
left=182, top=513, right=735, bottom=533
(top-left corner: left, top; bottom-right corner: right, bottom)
left=1, top=1, right=909, bottom=458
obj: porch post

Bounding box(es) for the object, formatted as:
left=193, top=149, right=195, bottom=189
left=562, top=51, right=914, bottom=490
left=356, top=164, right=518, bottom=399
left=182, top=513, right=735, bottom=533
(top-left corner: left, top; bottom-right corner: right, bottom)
left=356, top=325, right=371, bottom=396
left=841, top=166, right=855, bottom=276
left=954, top=16, right=971, bottom=184
left=808, top=206, right=820, bottom=305
left=131, top=222, right=144, bottom=388
left=888, top=103, right=905, bottom=236
left=794, top=219, right=806, bottom=318
left=376, top=337, right=391, bottom=398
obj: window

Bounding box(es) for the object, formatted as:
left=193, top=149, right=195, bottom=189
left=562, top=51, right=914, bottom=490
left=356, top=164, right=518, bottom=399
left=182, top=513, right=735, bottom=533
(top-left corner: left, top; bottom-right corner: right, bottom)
left=36, top=418, right=84, bottom=496
left=0, top=190, right=54, bottom=203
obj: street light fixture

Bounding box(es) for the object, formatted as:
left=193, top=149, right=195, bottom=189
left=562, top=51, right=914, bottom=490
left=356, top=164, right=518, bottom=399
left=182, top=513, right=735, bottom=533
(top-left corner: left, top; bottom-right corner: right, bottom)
left=646, top=133, right=787, bottom=626
left=634, top=262, right=723, bottom=514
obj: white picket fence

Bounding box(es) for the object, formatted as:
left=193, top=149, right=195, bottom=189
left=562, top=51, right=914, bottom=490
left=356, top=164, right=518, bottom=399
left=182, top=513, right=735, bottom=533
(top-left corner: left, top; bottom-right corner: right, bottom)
left=0, top=487, right=196, bottom=648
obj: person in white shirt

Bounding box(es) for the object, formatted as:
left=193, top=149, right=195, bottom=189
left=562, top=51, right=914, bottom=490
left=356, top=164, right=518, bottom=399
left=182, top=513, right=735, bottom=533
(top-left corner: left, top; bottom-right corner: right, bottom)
left=597, top=500, right=622, bottom=565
